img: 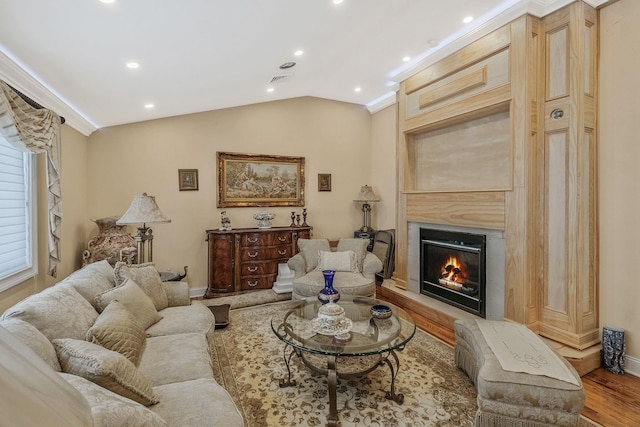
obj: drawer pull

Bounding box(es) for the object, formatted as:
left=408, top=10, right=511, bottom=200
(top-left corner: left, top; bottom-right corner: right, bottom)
left=247, top=266, right=258, bottom=272
left=248, top=252, right=258, bottom=258
left=248, top=237, right=259, bottom=243
left=247, top=281, right=258, bottom=287
left=277, top=236, right=287, bottom=242
left=550, top=108, right=564, bottom=119
left=278, top=250, right=287, bottom=256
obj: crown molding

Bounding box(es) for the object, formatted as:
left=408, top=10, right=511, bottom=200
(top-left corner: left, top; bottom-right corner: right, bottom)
left=0, top=49, right=97, bottom=136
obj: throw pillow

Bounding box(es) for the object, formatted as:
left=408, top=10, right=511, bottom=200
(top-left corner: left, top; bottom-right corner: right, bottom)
left=0, top=318, right=62, bottom=372
left=95, top=278, right=162, bottom=330
left=315, top=250, right=358, bottom=273
left=86, top=300, right=146, bottom=366
left=53, top=338, right=159, bottom=406
left=336, top=238, right=369, bottom=273
left=59, top=373, right=169, bottom=427
left=63, top=260, right=116, bottom=310
left=114, top=262, right=169, bottom=311
left=297, top=238, right=331, bottom=273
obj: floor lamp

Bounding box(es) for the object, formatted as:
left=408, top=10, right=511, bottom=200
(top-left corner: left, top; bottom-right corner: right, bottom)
left=117, top=193, right=171, bottom=264
left=354, top=185, right=380, bottom=232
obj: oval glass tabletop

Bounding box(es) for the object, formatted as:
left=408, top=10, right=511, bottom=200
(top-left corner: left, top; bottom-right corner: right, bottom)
left=271, top=296, right=416, bottom=357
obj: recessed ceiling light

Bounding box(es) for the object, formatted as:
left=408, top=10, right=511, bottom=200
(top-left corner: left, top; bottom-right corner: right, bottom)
left=402, top=56, right=411, bottom=62
left=463, top=16, right=474, bottom=24
left=126, top=62, right=139, bottom=69
left=267, top=87, right=275, bottom=93
left=333, top=0, right=343, bottom=4
left=99, top=0, right=116, bottom=3
left=144, top=103, right=154, bottom=109
left=294, top=50, right=304, bottom=57
left=354, top=87, right=362, bottom=92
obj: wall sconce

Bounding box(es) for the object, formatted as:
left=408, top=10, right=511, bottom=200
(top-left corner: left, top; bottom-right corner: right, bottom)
left=353, top=185, right=380, bottom=232
left=117, top=193, right=171, bottom=264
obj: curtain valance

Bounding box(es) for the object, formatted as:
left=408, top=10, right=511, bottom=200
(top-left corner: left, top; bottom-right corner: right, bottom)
left=0, top=80, right=62, bottom=277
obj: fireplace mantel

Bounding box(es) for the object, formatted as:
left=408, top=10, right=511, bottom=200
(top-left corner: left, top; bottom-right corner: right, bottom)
left=394, top=3, right=599, bottom=352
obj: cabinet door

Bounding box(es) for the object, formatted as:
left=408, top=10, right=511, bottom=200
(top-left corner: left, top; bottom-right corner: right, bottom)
left=205, top=233, right=234, bottom=297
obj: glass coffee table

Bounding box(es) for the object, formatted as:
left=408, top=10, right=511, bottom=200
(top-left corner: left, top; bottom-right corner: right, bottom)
left=271, top=296, right=416, bottom=426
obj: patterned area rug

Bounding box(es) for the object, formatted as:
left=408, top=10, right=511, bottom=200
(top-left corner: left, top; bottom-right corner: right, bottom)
left=210, top=301, right=477, bottom=426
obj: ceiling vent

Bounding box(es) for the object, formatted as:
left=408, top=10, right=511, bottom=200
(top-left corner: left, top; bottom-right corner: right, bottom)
left=269, top=73, right=293, bottom=84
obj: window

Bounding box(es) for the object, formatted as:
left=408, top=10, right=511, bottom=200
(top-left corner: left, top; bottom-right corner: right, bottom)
left=0, top=139, right=37, bottom=290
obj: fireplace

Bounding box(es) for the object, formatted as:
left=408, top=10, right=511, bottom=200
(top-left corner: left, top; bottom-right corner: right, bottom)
left=420, top=228, right=486, bottom=317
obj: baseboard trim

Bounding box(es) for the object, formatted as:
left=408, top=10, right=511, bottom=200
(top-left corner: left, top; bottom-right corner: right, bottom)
left=625, top=355, right=640, bottom=377
left=189, top=287, right=206, bottom=299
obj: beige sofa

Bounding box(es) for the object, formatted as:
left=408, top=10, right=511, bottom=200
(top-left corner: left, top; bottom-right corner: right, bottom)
left=0, top=260, right=243, bottom=427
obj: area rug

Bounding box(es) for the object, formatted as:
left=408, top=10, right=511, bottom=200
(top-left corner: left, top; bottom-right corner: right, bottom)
left=211, top=300, right=478, bottom=426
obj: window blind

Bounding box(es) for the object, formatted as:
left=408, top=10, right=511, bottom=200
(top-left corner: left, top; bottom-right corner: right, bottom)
left=0, top=142, right=33, bottom=286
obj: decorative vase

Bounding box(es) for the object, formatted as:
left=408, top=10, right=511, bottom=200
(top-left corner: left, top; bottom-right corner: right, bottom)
left=318, top=270, right=340, bottom=304
left=253, top=210, right=275, bottom=229
left=82, top=216, right=137, bottom=266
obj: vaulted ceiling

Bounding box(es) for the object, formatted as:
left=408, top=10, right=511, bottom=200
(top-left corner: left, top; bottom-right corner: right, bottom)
left=0, top=0, right=607, bottom=135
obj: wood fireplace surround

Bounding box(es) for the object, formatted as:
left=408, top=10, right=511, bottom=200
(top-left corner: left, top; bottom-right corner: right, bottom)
left=392, top=2, right=599, bottom=357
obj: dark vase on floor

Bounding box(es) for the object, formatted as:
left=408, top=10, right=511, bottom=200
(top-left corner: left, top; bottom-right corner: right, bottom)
left=318, top=270, right=340, bottom=304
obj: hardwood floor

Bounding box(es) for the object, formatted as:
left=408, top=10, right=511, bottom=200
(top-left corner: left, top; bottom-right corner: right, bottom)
left=377, top=293, right=640, bottom=427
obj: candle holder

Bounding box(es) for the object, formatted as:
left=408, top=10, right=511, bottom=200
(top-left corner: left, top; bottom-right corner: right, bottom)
left=302, top=208, right=308, bottom=227
left=290, top=211, right=296, bottom=227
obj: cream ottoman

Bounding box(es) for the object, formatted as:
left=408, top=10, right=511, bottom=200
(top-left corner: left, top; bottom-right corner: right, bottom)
left=454, top=319, right=585, bottom=427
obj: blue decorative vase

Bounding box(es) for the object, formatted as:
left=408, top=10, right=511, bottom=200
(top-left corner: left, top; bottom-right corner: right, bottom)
left=318, top=270, right=340, bottom=304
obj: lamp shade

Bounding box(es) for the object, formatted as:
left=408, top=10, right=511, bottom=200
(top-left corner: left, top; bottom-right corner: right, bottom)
left=353, top=185, right=380, bottom=203
left=116, top=193, right=171, bottom=225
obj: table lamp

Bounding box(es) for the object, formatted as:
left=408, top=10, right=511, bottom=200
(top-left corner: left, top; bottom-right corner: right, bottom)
left=117, top=192, right=171, bottom=263
left=353, top=185, right=380, bottom=232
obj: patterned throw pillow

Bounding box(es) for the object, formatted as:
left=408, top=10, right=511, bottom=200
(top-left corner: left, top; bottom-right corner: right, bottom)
left=114, top=262, right=168, bottom=311
left=53, top=338, right=159, bottom=406
left=95, top=279, right=162, bottom=330
left=86, top=300, right=146, bottom=366
left=315, top=250, right=358, bottom=273
left=336, top=238, right=369, bottom=273
left=297, top=238, right=331, bottom=272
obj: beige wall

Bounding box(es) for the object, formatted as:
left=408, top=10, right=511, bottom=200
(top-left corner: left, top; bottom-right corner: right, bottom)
left=85, top=97, right=374, bottom=292
left=0, top=126, right=89, bottom=313
left=599, top=0, right=640, bottom=360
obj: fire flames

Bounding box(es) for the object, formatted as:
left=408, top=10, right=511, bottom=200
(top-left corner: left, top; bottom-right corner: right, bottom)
left=438, top=256, right=467, bottom=290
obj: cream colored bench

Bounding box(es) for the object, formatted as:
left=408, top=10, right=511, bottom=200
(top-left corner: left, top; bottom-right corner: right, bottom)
left=454, top=319, right=585, bottom=427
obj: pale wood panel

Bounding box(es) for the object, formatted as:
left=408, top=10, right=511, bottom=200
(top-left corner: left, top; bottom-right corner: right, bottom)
left=410, top=108, right=512, bottom=192
left=419, top=65, right=487, bottom=109
left=407, top=49, right=509, bottom=118
left=405, top=24, right=511, bottom=94
left=547, top=26, right=569, bottom=99
left=405, top=192, right=505, bottom=230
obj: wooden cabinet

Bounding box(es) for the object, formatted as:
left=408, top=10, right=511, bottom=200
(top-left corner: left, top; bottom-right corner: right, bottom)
left=205, top=226, right=311, bottom=297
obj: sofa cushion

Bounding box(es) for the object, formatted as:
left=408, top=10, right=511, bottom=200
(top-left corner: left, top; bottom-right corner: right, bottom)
left=0, top=326, right=94, bottom=427
left=161, top=281, right=190, bottom=307
left=315, top=249, right=358, bottom=272
left=63, top=260, right=116, bottom=310
left=53, top=338, right=159, bottom=406
left=151, top=378, right=244, bottom=427
left=292, top=270, right=376, bottom=298
left=336, top=238, right=369, bottom=272
left=86, top=300, right=146, bottom=366
left=95, top=278, right=162, bottom=330
left=297, top=238, right=331, bottom=272
left=114, top=262, right=169, bottom=311
left=0, top=318, right=61, bottom=372
left=138, top=333, right=213, bottom=386
left=1, top=284, right=99, bottom=342
left=60, top=373, right=169, bottom=427
left=145, top=301, right=214, bottom=338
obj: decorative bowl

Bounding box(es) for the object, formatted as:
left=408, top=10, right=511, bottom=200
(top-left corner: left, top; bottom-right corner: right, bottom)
left=370, top=304, right=392, bottom=320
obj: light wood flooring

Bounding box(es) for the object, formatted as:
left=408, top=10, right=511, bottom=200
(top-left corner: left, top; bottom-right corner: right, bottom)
left=377, top=292, right=640, bottom=427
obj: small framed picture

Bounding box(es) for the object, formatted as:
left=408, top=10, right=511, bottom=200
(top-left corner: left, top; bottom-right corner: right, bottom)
left=178, top=169, right=199, bottom=191
left=318, top=173, right=331, bottom=192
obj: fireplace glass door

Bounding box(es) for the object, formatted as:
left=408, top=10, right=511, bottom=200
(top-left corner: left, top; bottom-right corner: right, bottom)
left=420, top=228, right=486, bottom=317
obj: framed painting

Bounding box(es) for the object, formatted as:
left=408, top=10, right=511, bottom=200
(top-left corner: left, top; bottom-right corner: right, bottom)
left=217, top=152, right=305, bottom=207
left=318, top=173, right=331, bottom=191
left=178, top=169, right=199, bottom=191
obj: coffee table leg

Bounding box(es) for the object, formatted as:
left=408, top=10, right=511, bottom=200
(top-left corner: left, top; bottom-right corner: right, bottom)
left=381, top=349, right=404, bottom=404
left=327, top=355, right=339, bottom=427
left=279, top=344, right=298, bottom=387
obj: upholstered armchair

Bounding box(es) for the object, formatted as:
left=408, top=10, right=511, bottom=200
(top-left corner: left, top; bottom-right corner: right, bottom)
left=288, top=238, right=383, bottom=300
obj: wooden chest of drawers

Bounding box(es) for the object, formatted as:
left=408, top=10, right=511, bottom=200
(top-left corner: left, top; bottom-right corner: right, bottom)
left=205, top=226, right=311, bottom=297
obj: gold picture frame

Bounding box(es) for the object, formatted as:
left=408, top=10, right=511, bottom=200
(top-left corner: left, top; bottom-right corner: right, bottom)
left=178, top=169, right=199, bottom=191
left=318, top=173, right=331, bottom=191
left=217, top=152, right=305, bottom=207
